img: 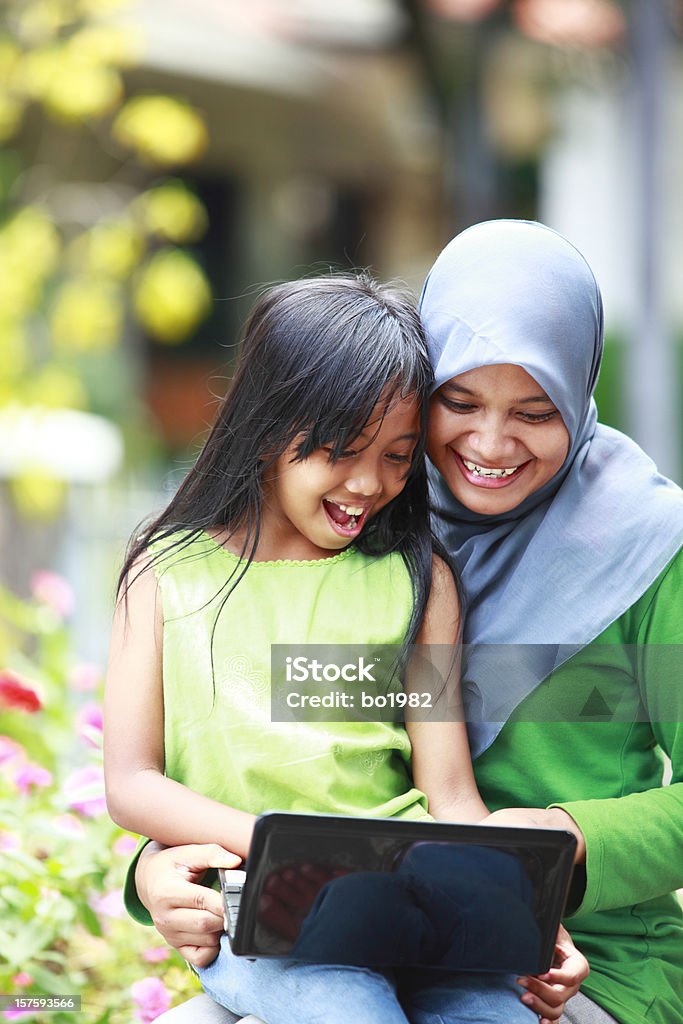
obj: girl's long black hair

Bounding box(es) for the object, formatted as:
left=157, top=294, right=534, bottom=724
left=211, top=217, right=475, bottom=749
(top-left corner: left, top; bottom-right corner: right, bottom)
left=119, top=273, right=459, bottom=659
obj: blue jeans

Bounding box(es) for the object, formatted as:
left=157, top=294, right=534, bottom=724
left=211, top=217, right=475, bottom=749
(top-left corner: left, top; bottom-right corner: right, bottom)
left=198, top=936, right=535, bottom=1024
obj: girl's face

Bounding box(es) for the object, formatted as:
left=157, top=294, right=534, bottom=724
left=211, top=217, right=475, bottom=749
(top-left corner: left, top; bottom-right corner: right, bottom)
left=427, top=364, right=570, bottom=516
left=263, top=394, right=420, bottom=561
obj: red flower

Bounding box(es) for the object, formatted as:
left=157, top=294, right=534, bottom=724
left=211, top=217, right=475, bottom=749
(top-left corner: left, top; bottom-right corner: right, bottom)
left=0, top=671, right=43, bottom=713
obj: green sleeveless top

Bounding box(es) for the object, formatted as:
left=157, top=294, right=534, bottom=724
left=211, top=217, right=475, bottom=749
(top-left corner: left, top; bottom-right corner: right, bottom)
left=150, top=532, right=430, bottom=822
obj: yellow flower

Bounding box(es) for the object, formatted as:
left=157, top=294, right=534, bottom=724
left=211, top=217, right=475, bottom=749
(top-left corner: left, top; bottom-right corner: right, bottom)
left=133, top=249, right=211, bottom=343
left=71, top=220, right=145, bottom=280
left=10, top=465, right=66, bottom=521
left=1, top=204, right=61, bottom=270
left=15, top=0, right=72, bottom=46
left=0, top=37, right=22, bottom=82
left=13, top=46, right=122, bottom=120
left=27, top=365, right=88, bottom=410
left=46, top=54, right=122, bottom=121
left=11, top=47, right=61, bottom=100
left=50, top=279, right=123, bottom=352
left=113, top=95, right=208, bottom=166
left=0, top=90, right=24, bottom=141
left=137, top=181, right=208, bottom=243
left=68, top=24, right=142, bottom=67
left=0, top=319, right=28, bottom=383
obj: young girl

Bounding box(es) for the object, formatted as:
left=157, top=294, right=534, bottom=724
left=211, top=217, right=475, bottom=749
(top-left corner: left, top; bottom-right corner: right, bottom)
left=104, top=274, right=583, bottom=1024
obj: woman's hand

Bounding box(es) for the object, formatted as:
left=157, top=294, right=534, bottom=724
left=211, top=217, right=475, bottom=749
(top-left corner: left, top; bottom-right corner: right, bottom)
left=517, top=924, right=589, bottom=1023
left=135, top=842, right=242, bottom=967
left=482, top=806, right=586, bottom=863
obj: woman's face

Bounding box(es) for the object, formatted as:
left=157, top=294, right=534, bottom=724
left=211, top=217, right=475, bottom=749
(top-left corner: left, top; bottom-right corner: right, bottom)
left=427, top=364, right=570, bottom=515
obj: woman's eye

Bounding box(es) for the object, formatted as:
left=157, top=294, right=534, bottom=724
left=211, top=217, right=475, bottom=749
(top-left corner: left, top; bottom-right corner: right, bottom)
left=518, top=411, right=558, bottom=423
left=386, top=453, right=411, bottom=464
left=441, top=398, right=476, bottom=413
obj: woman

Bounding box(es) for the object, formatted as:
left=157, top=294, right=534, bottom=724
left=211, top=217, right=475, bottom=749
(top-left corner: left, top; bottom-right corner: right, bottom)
left=129, top=221, right=683, bottom=1024
left=419, top=219, right=683, bottom=1024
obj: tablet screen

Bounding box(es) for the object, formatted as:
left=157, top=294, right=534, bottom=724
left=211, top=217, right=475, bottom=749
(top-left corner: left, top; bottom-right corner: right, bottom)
left=229, top=813, right=576, bottom=974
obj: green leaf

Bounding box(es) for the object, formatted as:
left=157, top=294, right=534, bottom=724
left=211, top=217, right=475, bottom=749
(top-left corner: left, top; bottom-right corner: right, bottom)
left=77, top=899, right=103, bottom=936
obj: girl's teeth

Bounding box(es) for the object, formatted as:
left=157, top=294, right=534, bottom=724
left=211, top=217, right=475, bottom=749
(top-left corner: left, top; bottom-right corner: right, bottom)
left=462, top=458, right=518, bottom=478
left=337, top=503, right=364, bottom=516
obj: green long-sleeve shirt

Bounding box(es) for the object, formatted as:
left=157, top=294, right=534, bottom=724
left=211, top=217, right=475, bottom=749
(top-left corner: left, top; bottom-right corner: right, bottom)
left=474, top=549, right=683, bottom=1024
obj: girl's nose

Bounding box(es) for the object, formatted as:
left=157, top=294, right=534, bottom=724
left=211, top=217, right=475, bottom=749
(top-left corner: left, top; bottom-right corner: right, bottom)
left=345, top=461, right=383, bottom=498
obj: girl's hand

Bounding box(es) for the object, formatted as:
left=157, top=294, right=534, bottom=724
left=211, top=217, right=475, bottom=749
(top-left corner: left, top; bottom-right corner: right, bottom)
left=482, top=806, right=586, bottom=863
left=136, top=842, right=242, bottom=967
left=517, top=924, right=589, bottom=1023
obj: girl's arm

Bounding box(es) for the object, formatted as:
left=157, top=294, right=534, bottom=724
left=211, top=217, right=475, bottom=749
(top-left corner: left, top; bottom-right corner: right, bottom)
left=406, top=555, right=489, bottom=823
left=103, top=561, right=255, bottom=860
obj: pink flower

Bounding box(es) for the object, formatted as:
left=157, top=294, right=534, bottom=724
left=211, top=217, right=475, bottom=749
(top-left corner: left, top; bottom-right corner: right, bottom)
left=0, top=832, right=20, bottom=852
left=77, top=703, right=103, bottom=748
left=69, top=663, right=101, bottom=692
left=62, top=764, right=107, bottom=817
left=54, top=813, right=86, bottom=838
left=0, top=736, right=26, bottom=766
left=131, top=977, right=171, bottom=1023
left=14, top=761, right=52, bottom=794
left=0, top=671, right=42, bottom=713
left=30, top=570, right=74, bottom=618
left=114, top=833, right=139, bottom=856
left=4, top=1008, right=33, bottom=1019
left=142, top=946, right=170, bottom=963
left=91, top=889, right=126, bottom=919
left=12, top=973, right=33, bottom=988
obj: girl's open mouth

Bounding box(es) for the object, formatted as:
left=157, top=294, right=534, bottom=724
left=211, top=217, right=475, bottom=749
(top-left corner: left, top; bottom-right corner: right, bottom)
left=322, top=499, right=371, bottom=536
left=454, top=452, right=529, bottom=489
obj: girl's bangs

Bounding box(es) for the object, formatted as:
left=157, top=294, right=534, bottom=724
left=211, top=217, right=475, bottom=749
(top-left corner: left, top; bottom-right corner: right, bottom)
left=293, top=375, right=419, bottom=462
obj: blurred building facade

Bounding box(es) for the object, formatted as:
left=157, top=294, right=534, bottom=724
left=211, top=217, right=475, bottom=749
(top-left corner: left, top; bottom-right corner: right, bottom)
left=4, top=0, right=682, bottom=656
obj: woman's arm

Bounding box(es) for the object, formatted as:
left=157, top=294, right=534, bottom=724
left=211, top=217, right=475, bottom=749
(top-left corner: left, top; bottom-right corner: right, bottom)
left=408, top=557, right=589, bottom=1020
left=103, top=561, right=256, bottom=860
left=486, top=551, right=683, bottom=904
left=407, top=555, right=489, bottom=823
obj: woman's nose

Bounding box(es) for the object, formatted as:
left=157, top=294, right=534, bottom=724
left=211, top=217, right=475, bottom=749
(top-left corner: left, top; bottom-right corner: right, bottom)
left=469, top=418, right=515, bottom=464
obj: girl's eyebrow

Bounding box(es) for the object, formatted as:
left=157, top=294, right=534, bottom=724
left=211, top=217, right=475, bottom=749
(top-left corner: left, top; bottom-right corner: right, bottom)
left=442, top=383, right=553, bottom=406
left=357, top=430, right=420, bottom=443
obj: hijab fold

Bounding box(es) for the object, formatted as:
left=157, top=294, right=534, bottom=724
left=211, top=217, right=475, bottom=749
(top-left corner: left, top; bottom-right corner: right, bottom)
left=420, top=220, right=683, bottom=758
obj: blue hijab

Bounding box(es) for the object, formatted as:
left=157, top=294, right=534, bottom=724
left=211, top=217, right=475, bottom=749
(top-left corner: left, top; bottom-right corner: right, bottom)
left=420, top=220, right=683, bottom=757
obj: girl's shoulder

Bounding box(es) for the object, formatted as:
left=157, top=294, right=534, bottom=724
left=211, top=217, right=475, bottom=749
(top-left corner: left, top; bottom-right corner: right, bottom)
left=146, top=528, right=218, bottom=575
left=145, top=529, right=411, bottom=591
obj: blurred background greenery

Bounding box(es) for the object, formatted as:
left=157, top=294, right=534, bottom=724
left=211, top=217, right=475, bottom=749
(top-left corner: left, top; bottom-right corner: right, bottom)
left=1, top=0, right=682, bottom=1020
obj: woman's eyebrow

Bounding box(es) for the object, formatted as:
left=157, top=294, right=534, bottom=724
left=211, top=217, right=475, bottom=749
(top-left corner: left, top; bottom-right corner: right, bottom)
left=442, top=383, right=553, bottom=405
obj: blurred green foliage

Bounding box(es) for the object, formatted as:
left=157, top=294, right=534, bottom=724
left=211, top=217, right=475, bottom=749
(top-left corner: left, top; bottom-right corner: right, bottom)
left=0, top=3, right=216, bottom=1017
left=0, top=576, right=201, bottom=1021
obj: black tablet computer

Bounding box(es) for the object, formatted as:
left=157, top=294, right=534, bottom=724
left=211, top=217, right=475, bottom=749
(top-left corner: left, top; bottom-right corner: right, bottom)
left=220, top=812, right=576, bottom=975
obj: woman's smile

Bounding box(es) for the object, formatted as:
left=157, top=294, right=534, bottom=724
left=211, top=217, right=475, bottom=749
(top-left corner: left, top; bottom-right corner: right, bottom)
left=454, top=453, right=531, bottom=489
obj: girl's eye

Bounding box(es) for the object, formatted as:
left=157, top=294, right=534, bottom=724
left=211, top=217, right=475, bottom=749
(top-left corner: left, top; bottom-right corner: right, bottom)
left=322, top=447, right=358, bottom=460
left=517, top=411, right=558, bottom=423
left=386, top=453, right=411, bottom=464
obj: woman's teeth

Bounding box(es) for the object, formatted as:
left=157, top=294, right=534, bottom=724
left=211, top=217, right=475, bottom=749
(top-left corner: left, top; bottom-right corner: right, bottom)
left=462, top=458, right=519, bottom=478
